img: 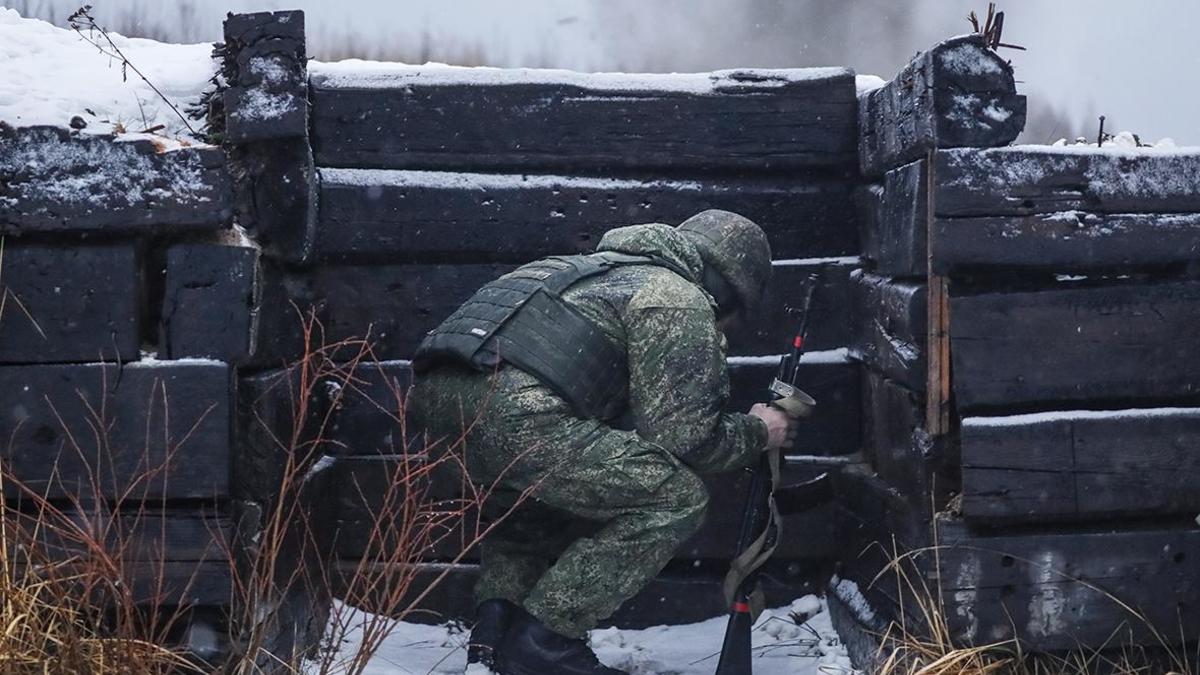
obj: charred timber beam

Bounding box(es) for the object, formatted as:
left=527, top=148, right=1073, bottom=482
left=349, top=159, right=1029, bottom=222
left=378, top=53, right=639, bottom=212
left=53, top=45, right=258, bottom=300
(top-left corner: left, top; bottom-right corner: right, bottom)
left=309, top=65, right=858, bottom=172
left=858, top=35, right=1025, bottom=177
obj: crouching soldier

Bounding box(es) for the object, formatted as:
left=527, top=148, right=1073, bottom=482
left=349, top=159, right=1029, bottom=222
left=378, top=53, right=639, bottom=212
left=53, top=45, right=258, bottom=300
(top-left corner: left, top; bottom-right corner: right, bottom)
left=410, top=210, right=797, bottom=675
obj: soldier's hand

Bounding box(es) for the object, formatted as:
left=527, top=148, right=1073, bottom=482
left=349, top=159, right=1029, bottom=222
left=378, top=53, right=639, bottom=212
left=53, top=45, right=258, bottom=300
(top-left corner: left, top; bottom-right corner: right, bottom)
left=749, top=403, right=798, bottom=451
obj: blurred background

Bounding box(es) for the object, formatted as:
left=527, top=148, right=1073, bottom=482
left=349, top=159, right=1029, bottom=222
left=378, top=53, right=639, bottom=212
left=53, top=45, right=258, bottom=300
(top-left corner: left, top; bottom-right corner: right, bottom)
left=5, top=0, right=1197, bottom=144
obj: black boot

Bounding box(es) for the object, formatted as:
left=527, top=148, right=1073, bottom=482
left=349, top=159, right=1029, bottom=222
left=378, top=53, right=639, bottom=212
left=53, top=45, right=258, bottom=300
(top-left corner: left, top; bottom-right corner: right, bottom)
left=496, top=610, right=627, bottom=675
left=468, top=598, right=517, bottom=671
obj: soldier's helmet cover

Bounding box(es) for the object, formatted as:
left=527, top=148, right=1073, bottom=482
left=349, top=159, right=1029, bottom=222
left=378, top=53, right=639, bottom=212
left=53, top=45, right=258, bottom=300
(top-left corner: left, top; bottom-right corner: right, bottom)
left=676, top=209, right=772, bottom=315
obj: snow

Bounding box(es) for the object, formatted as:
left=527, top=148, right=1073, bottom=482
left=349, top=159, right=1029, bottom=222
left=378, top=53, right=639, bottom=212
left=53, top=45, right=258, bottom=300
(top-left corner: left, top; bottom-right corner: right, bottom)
left=937, top=42, right=1002, bottom=76
left=317, top=597, right=857, bottom=674
left=728, top=348, right=852, bottom=367
left=0, top=9, right=215, bottom=141
left=130, top=351, right=225, bottom=367
left=773, top=256, right=861, bottom=267
left=965, top=406, right=1200, bottom=428
left=321, top=168, right=704, bottom=193
left=311, top=59, right=850, bottom=94
left=854, top=75, right=885, bottom=96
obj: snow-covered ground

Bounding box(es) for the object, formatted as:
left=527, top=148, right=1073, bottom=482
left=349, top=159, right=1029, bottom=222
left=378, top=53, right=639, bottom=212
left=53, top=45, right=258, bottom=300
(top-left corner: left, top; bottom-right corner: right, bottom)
left=318, top=597, right=857, bottom=675
left=0, top=8, right=215, bottom=140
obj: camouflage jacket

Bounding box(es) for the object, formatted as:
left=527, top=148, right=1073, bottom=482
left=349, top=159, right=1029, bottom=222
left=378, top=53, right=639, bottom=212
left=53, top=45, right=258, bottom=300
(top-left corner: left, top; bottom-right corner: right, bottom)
left=552, top=223, right=768, bottom=474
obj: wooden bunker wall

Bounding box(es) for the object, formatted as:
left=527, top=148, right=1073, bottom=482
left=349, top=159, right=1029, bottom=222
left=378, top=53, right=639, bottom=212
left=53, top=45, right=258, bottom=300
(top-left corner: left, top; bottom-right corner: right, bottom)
left=224, top=10, right=868, bottom=627
left=833, top=32, right=1200, bottom=666
left=0, top=124, right=252, bottom=661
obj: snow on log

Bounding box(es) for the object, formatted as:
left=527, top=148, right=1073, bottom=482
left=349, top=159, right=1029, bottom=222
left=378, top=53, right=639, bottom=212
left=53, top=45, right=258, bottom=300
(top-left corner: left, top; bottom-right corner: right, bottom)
left=222, top=10, right=308, bottom=142
left=936, top=145, right=1200, bottom=216
left=0, top=125, right=231, bottom=234
left=848, top=271, right=927, bottom=392
left=316, top=168, right=858, bottom=263
left=858, top=34, right=1026, bottom=177
left=162, top=237, right=262, bottom=363
left=934, top=211, right=1200, bottom=274
left=950, top=280, right=1200, bottom=411
left=0, top=361, right=233, bottom=501
left=223, top=11, right=317, bottom=264
left=961, top=407, right=1200, bottom=523
left=308, top=63, right=858, bottom=172
left=0, top=242, right=139, bottom=362
left=866, top=150, right=1200, bottom=275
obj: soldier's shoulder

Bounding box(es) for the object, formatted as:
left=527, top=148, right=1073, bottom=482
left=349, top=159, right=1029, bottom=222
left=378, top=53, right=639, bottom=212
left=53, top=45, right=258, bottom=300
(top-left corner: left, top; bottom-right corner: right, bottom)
left=627, top=268, right=713, bottom=312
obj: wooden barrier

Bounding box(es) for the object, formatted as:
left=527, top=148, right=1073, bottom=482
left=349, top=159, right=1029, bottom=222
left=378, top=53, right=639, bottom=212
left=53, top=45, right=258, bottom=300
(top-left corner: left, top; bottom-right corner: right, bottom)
left=0, top=126, right=231, bottom=234
left=0, top=242, right=140, bottom=363
left=961, top=408, right=1200, bottom=523
left=950, top=280, right=1200, bottom=411
left=316, top=168, right=858, bottom=263
left=310, top=64, right=858, bottom=172
left=0, top=362, right=233, bottom=501
left=857, top=35, right=1025, bottom=177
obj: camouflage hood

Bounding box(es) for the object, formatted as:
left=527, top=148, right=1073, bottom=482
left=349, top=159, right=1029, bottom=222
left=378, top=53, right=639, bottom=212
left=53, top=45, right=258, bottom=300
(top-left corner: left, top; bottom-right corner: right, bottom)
left=595, top=223, right=705, bottom=286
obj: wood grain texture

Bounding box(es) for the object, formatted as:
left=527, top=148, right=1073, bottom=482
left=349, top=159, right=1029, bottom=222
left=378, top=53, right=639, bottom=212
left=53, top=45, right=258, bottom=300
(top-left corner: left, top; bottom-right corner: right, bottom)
left=961, top=408, right=1200, bottom=523
left=310, top=68, right=857, bottom=172
left=849, top=271, right=927, bottom=391
left=162, top=242, right=261, bottom=363
left=0, top=242, right=140, bottom=363
left=935, top=147, right=1200, bottom=217
left=858, top=35, right=1025, bottom=177
left=950, top=280, right=1200, bottom=411
left=932, top=211, right=1200, bottom=274
left=933, top=519, right=1200, bottom=651
left=316, top=168, right=858, bottom=263
left=0, top=362, right=233, bottom=501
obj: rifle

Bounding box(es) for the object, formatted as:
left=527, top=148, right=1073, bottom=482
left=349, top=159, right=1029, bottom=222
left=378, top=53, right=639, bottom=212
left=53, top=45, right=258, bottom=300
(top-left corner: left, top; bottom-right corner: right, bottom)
left=714, top=275, right=832, bottom=675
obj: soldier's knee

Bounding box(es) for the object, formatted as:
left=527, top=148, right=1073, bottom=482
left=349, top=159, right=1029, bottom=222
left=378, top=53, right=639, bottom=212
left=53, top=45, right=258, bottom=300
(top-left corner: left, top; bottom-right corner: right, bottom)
left=665, top=469, right=708, bottom=532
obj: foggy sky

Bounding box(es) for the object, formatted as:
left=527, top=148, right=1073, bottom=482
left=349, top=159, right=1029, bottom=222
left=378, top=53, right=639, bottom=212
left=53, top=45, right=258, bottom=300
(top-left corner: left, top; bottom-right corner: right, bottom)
left=6, top=0, right=1197, bottom=143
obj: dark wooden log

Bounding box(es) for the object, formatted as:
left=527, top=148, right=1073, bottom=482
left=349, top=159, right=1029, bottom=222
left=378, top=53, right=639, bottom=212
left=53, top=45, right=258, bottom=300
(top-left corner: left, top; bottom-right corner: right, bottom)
left=932, top=519, right=1200, bottom=651
left=826, top=577, right=890, bottom=674
left=961, top=407, right=1200, bottom=523
left=849, top=271, right=927, bottom=391
left=222, top=11, right=308, bottom=143
left=309, top=65, right=858, bottom=172
left=932, top=212, right=1200, bottom=274
left=950, top=280, right=1200, bottom=411
left=235, top=366, right=330, bottom=504
left=0, top=242, right=140, bottom=363
left=12, top=509, right=234, bottom=562
left=858, top=35, right=1026, bottom=177
left=255, top=259, right=852, bottom=365
left=223, top=11, right=316, bottom=263
left=934, top=147, right=1200, bottom=217
left=860, top=372, right=957, bottom=510
left=325, top=360, right=412, bottom=456
left=162, top=239, right=261, bottom=363
left=316, top=168, right=858, bottom=263
left=0, top=125, right=232, bottom=234
left=335, top=559, right=825, bottom=628
left=0, top=362, right=233, bottom=501
left=727, top=356, right=861, bottom=456
left=253, top=263, right=514, bottom=366
left=861, top=159, right=928, bottom=278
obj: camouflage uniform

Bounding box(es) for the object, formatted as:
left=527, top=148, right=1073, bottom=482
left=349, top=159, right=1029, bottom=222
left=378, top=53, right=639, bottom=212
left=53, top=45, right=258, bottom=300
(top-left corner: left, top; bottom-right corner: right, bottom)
left=410, top=223, right=768, bottom=639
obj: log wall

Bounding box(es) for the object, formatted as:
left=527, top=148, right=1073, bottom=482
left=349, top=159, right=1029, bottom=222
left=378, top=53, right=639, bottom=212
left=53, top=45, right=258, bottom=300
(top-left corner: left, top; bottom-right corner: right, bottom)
left=840, top=31, right=1200, bottom=665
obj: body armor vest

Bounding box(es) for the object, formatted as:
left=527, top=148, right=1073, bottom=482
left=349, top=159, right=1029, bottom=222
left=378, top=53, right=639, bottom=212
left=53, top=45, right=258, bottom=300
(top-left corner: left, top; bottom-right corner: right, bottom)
left=413, top=251, right=688, bottom=421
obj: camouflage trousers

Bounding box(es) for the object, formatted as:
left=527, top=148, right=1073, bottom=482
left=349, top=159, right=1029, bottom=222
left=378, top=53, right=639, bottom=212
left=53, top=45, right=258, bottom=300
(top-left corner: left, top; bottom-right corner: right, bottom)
left=410, top=365, right=708, bottom=638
